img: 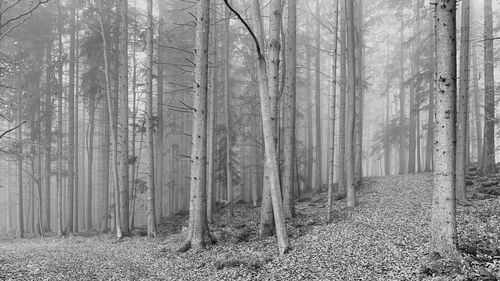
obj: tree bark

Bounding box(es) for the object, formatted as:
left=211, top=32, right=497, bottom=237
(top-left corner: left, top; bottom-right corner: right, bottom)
left=327, top=0, right=339, bottom=223
left=283, top=0, right=297, bottom=219
left=224, top=2, right=233, bottom=222
left=119, top=0, right=130, bottom=236
left=337, top=1, right=346, bottom=197
left=430, top=0, right=458, bottom=258
left=177, top=0, right=212, bottom=252
left=345, top=0, right=356, bottom=207
left=67, top=1, right=76, bottom=236
left=481, top=0, right=495, bottom=176
left=456, top=0, right=469, bottom=203
left=146, top=0, right=157, bottom=238
left=314, top=0, right=322, bottom=190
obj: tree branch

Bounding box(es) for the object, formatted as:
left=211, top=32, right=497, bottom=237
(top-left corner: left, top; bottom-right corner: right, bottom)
left=222, top=0, right=262, bottom=58
left=0, top=120, right=26, bottom=139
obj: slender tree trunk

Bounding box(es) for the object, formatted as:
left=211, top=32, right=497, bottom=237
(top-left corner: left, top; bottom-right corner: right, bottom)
left=145, top=0, right=157, bottom=238
left=87, top=101, right=96, bottom=230
left=398, top=11, right=406, bottom=175
left=472, top=47, right=482, bottom=164
left=283, top=0, right=297, bottom=219
left=17, top=81, right=24, bottom=239
left=43, top=39, right=52, bottom=232
left=354, top=0, right=364, bottom=182
left=338, top=1, right=346, bottom=197
left=156, top=0, right=165, bottom=225
left=207, top=0, right=218, bottom=223
left=119, top=0, right=130, bottom=236
left=56, top=0, right=64, bottom=236
left=456, top=0, right=469, bottom=203
left=384, top=42, right=391, bottom=175
left=425, top=7, right=435, bottom=172
left=306, top=20, right=313, bottom=193
left=327, top=0, right=339, bottom=223
left=224, top=2, right=233, bottom=222
left=345, top=0, right=356, bottom=207
left=67, top=1, right=76, bottom=236
left=430, top=0, right=458, bottom=258
left=481, top=0, right=495, bottom=176
left=314, top=0, right=322, bottom=190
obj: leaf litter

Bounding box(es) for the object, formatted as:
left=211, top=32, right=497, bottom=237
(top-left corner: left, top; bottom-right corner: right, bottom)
left=0, top=173, right=499, bottom=280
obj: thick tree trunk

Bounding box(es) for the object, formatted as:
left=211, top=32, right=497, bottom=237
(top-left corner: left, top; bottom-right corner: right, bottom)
left=178, top=0, right=213, bottom=252
left=87, top=101, right=96, bottom=230
left=481, top=0, right=495, bottom=176
left=456, top=0, right=469, bottom=203
left=98, top=0, right=122, bottom=238
left=283, top=0, right=297, bottom=219
left=430, top=0, right=458, bottom=258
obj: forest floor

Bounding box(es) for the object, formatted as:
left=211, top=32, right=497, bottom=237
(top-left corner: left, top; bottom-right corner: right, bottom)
left=0, top=173, right=499, bottom=280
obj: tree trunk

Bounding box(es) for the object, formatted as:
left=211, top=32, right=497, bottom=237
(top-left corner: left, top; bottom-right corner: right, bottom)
left=283, top=0, right=297, bottom=219
left=146, top=0, right=157, bottom=238
left=17, top=80, right=24, bottom=239
left=177, top=0, right=213, bottom=252
left=98, top=0, right=122, bottom=238
left=430, top=0, right=458, bottom=258
left=314, top=0, right=322, bottom=190
left=481, top=0, right=495, bottom=176
left=345, top=0, right=356, bottom=208
left=207, top=0, right=218, bottom=223
left=472, top=47, right=482, bottom=164
left=119, top=0, right=130, bottom=236
left=337, top=1, right=346, bottom=197
left=398, top=10, right=406, bottom=175
left=67, top=1, right=76, bottom=236
left=306, top=20, right=313, bottom=193
left=425, top=7, right=435, bottom=173
left=56, top=0, right=64, bottom=237
left=327, top=0, right=339, bottom=223
left=224, top=2, right=233, bottom=222
left=87, top=100, right=97, bottom=230
left=456, top=0, right=469, bottom=203
left=43, top=39, right=53, bottom=232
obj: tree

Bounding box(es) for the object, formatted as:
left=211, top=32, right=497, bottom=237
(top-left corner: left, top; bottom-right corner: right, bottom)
left=17, top=78, right=24, bottom=239
left=177, top=0, right=212, bottom=252
left=283, top=0, right=297, bottom=219
left=224, top=2, right=233, bottom=223
left=337, top=0, right=346, bottom=197
left=56, top=0, right=64, bottom=237
left=456, top=0, right=469, bottom=203
left=481, top=0, right=495, bottom=176
left=146, top=0, right=157, bottom=238
left=327, top=0, right=339, bottom=223
left=345, top=0, right=357, bottom=207
left=314, top=0, right=322, bottom=190
left=119, top=0, right=130, bottom=236
left=429, top=0, right=458, bottom=259
left=67, top=0, right=76, bottom=236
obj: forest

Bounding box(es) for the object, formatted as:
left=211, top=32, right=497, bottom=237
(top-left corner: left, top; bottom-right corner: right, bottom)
left=0, top=0, right=499, bottom=280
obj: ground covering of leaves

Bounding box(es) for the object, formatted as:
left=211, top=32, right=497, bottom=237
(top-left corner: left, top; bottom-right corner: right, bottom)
left=0, top=173, right=499, bottom=280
